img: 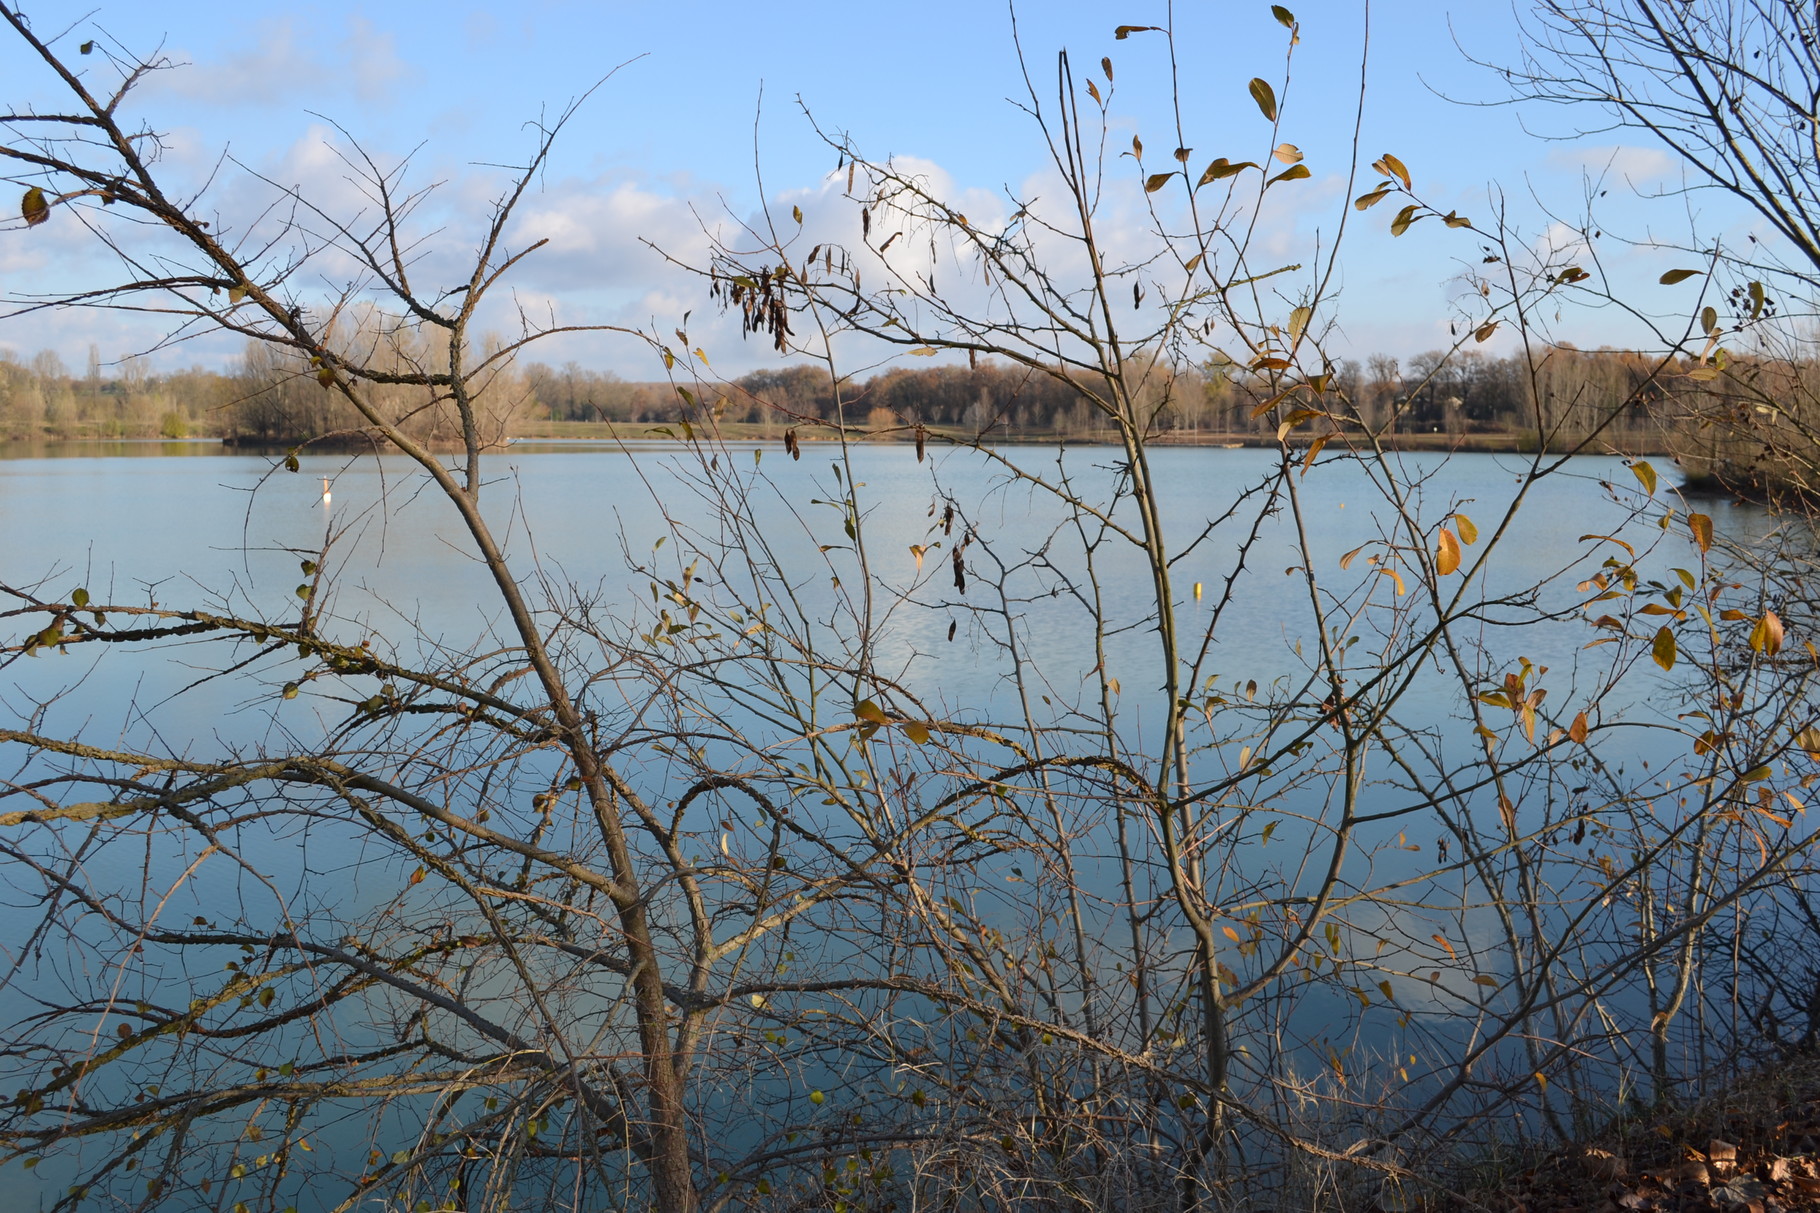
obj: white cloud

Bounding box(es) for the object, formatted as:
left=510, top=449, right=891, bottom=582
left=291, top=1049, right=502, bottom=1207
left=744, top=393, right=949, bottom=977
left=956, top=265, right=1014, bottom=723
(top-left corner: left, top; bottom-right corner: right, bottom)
left=151, top=19, right=315, bottom=108
left=1545, top=144, right=1678, bottom=188
left=1530, top=219, right=1591, bottom=267
left=147, top=16, right=412, bottom=111
left=1, top=121, right=1507, bottom=378
left=510, top=177, right=713, bottom=290
left=342, top=19, right=409, bottom=107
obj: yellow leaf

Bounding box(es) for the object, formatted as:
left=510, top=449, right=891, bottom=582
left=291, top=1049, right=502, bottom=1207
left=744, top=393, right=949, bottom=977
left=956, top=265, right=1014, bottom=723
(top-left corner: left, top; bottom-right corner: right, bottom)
left=1374, top=153, right=1412, bottom=191
left=1144, top=172, right=1176, bottom=194
left=1454, top=513, right=1478, bottom=544
left=1580, top=533, right=1636, bottom=557
left=1472, top=974, right=1500, bottom=988
left=1271, top=4, right=1295, bottom=27
left=1652, top=626, right=1677, bottom=671
left=1390, top=204, right=1421, bottom=237
left=1630, top=460, right=1658, bottom=496
left=1750, top=610, right=1785, bottom=655
left=1248, top=78, right=1278, bottom=122
left=1198, top=158, right=1258, bottom=184
left=1288, top=304, right=1312, bottom=344
left=855, top=699, right=888, bottom=725
left=1272, top=142, right=1304, bottom=165
left=1339, top=543, right=1367, bottom=571
left=21, top=186, right=49, bottom=227
left=1300, top=432, right=1331, bottom=474
left=1659, top=268, right=1702, bottom=284
left=1473, top=321, right=1498, bottom=342
left=1222, top=926, right=1241, bottom=943
left=1379, top=567, right=1406, bottom=596
left=909, top=346, right=937, bottom=356
left=903, top=721, right=932, bottom=745
left=1436, top=527, right=1461, bottom=576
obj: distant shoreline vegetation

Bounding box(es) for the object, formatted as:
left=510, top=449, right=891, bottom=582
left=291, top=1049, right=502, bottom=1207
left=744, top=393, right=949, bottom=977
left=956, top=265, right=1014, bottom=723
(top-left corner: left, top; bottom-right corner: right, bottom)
left=0, top=338, right=1721, bottom=463
left=0, top=424, right=1667, bottom=460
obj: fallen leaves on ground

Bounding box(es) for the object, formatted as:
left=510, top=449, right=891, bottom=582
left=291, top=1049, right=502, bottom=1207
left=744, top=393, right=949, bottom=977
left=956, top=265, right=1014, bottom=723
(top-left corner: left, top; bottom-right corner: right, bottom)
left=1416, top=1055, right=1820, bottom=1213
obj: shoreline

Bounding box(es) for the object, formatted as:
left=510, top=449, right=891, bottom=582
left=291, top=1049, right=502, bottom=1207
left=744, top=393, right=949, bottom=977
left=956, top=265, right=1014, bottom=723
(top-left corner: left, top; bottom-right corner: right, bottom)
left=0, top=426, right=1677, bottom=459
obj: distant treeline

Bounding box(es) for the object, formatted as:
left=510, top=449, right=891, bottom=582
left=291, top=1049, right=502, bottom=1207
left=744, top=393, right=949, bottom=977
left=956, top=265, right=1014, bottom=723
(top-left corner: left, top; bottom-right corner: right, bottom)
left=0, top=315, right=533, bottom=447
left=0, top=338, right=1732, bottom=450
left=531, top=346, right=1675, bottom=445
left=0, top=346, right=235, bottom=441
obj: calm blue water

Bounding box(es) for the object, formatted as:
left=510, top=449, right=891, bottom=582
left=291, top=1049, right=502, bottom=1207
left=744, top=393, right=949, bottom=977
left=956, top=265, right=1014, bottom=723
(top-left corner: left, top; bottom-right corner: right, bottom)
left=0, top=440, right=1800, bottom=1209
left=0, top=441, right=1761, bottom=718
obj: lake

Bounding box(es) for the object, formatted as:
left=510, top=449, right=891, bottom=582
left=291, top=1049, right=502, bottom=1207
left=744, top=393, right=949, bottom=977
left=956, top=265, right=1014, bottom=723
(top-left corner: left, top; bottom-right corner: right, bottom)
left=1, top=439, right=1767, bottom=716
left=0, top=438, right=1807, bottom=1210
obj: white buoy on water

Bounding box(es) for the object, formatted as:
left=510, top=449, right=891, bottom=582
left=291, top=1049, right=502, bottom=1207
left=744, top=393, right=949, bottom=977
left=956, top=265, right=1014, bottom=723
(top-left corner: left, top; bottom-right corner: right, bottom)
left=321, top=477, right=331, bottom=505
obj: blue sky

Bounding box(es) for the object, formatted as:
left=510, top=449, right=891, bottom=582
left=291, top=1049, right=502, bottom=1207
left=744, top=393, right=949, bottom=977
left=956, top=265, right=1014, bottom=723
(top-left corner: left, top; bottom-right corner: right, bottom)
left=0, top=1, right=1756, bottom=377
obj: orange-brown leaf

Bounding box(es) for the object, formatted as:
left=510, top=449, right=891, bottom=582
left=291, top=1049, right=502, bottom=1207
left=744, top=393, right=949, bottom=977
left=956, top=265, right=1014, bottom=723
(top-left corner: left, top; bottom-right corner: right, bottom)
left=1688, top=512, right=1713, bottom=554
left=1436, top=527, right=1461, bottom=576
